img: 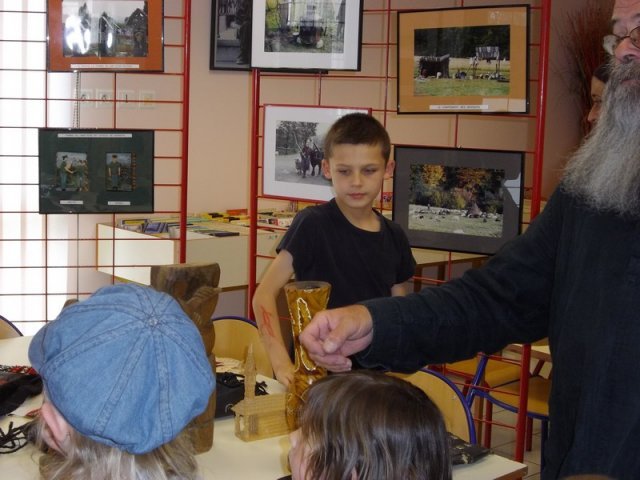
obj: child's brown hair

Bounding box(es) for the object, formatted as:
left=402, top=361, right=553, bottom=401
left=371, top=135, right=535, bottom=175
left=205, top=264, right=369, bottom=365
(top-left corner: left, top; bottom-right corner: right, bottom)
left=298, top=371, right=452, bottom=480
left=323, top=113, right=391, bottom=163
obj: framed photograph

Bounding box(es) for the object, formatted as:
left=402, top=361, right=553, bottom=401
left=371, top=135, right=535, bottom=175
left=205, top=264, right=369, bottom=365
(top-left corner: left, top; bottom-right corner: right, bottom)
left=38, top=128, right=154, bottom=214
left=210, top=0, right=252, bottom=71
left=397, top=6, right=529, bottom=114
left=46, top=0, right=164, bottom=72
left=251, top=0, right=362, bottom=71
left=392, top=145, right=524, bottom=255
left=262, top=104, right=369, bottom=202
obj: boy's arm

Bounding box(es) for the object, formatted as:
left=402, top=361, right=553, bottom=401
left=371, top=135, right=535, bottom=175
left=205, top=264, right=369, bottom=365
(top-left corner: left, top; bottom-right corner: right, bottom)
left=390, top=282, right=410, bottom=296
left=251, top=250, right=295, bottom=387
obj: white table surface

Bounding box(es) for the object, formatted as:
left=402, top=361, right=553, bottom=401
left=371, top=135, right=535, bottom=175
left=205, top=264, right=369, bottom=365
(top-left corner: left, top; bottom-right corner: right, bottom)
left=0, top=336, right=527, bottom=479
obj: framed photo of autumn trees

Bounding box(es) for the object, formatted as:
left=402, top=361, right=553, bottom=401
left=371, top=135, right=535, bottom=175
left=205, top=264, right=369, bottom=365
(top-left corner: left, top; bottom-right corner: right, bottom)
left=392, top=145, right=524, bottom=254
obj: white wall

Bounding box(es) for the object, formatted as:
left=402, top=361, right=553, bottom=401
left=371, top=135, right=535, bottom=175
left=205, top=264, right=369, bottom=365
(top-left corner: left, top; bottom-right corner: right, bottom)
left=188, top=1, right=253, bottom=213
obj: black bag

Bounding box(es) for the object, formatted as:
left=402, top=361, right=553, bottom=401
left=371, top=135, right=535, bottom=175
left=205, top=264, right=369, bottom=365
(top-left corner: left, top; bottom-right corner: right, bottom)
left=0, top=366, right=43, bottom=417
left=448, top=432, right=490, bottom=465
left=215, top=371, right=268, bottom=418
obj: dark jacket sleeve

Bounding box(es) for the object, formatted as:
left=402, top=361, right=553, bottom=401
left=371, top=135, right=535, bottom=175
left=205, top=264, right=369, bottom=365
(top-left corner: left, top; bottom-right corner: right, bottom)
left=355, top=190, right=564, bottom=372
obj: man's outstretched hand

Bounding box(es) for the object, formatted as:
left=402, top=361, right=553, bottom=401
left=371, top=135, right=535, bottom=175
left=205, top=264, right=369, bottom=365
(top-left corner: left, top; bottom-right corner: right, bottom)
left=300, top=304, right=374, bottom=372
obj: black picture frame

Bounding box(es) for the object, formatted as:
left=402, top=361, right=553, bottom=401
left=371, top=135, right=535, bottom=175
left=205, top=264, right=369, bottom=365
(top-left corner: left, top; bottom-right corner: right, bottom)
left=251, top=0, right=362, bottom=72
left=392, top=145, right=524, bottom=255
left=210, top=0, right=252, bottom=71
left=397, top=5, right=529, bottom=114
left=38, top=128, right=154, bottom=214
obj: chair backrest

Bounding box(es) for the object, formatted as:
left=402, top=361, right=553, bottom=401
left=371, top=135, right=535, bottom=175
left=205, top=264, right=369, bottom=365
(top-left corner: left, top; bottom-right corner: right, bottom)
left=441, top=353, right=522, bottom=392
left=466, top=353, right=550, bottom=418
left=388, top=368, right=476, bottom=443
left=0, top=315, right=22, bottom=339
left=212, top=316, right=273, bottom=378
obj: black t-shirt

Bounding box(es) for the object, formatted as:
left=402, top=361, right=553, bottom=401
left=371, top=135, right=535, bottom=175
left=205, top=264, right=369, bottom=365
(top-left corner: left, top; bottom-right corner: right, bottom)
left=277, top=199, right=416, bottom=309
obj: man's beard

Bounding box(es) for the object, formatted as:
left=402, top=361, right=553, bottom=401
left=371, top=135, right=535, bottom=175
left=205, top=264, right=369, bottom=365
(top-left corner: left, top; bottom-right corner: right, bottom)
left=562, top=61, right=640, bottom=217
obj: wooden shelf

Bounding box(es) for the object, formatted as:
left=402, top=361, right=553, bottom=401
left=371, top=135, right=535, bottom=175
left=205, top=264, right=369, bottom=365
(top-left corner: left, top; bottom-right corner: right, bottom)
left=97, top=223, right=282, bottom=289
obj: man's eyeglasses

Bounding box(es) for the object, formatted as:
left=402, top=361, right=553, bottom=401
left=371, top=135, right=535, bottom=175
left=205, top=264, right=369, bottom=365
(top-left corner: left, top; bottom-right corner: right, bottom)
left=603, top=26, right=640, bottom=55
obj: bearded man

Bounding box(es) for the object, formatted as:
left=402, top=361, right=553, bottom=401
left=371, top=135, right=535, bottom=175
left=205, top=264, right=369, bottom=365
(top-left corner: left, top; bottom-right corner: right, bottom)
left=299, top=1, right=640, bottom=478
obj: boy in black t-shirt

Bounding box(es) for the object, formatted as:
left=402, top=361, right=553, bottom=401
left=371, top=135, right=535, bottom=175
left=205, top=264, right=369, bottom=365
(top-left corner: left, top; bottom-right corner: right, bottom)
left=252, top=113, right=415, bottom=387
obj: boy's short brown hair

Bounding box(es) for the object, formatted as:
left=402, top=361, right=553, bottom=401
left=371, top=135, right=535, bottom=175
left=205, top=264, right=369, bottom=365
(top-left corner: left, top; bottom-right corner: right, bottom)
left=323, top=113, right=391, bottom=163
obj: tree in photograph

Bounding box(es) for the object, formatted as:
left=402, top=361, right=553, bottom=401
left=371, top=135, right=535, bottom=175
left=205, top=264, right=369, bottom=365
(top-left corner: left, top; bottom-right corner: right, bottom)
left=275, top=121, right=318, bottom=155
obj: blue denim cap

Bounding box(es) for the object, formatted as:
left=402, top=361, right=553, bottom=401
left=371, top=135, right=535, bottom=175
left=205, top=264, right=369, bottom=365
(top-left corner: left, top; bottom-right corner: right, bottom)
left=29, top=284, right=216, bottom=454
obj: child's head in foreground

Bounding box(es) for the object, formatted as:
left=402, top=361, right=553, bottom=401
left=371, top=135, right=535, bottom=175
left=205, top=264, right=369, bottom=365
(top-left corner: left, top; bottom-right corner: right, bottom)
left=29, top=283, right=215, bottom=480
left=289, top=370, right=452, bottom=480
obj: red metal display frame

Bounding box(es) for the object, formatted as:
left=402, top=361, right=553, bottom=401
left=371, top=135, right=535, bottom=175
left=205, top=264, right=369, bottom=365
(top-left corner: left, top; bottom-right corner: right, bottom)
left=246, top=0, right=552, bottom=465
left=0, top=1, right=191, bottom=326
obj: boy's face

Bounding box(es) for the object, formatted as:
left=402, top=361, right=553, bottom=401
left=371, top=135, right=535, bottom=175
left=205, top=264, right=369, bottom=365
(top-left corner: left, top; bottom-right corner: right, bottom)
left=322, top=143, right=394, bottom=211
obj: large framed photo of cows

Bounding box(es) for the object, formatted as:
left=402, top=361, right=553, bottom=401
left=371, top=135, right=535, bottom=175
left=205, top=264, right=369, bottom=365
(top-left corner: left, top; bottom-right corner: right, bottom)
left=392, top=145, right=524, bottom=255
left=251, top=0, right=362, bottom=71
left=262, top=105, right=369, bottom=202
left=397, top=6, right=529, bottom=114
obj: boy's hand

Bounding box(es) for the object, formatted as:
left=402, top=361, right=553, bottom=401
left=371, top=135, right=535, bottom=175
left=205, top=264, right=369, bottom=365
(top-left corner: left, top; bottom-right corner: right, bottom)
left=300, top=305, right=374, bottom=372
left=273, top=361, right=295, bottom=388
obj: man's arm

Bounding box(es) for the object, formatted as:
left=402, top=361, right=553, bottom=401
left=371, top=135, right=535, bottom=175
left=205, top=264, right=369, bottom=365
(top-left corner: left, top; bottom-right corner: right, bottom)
left=303, top=189, right=564, bottom=373
left=251, top=250, right=295, bottom=386
left=357, top=193, right=562, bottom=372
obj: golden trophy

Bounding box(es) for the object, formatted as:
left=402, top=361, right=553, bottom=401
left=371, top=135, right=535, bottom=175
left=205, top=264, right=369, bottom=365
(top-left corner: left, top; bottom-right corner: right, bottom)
left=284, top=281, right=331, bottom=430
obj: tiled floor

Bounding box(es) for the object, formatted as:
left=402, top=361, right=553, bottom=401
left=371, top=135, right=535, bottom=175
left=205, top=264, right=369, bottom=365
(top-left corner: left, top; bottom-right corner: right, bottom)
left=478, top=407, right=543, bottom=479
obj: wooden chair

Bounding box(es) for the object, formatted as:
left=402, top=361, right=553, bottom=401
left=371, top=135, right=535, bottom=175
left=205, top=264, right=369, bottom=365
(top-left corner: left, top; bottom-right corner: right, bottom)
left=389, top=368, right=476, bottom=443
left=212, top=315, right=273, bottom=378
left=0, top=315, right=22, bottom=339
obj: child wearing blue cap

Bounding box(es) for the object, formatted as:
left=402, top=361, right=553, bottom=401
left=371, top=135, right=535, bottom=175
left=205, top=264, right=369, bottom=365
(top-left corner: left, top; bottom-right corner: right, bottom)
left=29, top=284, right=216, bottom=480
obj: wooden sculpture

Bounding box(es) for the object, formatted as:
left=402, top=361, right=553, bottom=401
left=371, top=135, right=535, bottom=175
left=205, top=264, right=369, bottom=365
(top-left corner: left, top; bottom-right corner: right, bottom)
left=283, top=281, right=330, bottom=430
left=232, top=345, right=288, bottom=441
left=150, top=262, right=221, bottom=453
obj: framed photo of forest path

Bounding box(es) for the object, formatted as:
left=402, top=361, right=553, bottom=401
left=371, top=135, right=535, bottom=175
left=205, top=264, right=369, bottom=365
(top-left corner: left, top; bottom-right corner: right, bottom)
left=397, top=6, right=529, bottom=114
left=262, top=105, right=369, bottom=202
